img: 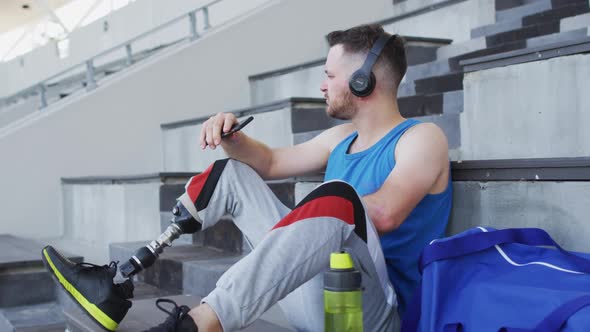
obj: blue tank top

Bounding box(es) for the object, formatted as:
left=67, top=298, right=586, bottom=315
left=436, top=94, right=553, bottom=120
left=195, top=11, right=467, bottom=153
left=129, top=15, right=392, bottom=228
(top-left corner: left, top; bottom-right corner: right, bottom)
left=324, top=119, right=452, bottom=317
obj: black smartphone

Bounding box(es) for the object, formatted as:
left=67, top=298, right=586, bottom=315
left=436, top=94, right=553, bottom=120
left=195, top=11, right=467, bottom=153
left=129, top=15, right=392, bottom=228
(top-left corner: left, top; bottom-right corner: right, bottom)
left=221, top=116, right=254, bottom=138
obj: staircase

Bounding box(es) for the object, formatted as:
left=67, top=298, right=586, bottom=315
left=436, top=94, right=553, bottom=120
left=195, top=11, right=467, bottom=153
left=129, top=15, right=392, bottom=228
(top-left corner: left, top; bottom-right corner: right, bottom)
left=0, top=235, right=81, bottom=331
left=1, top=0, right=590, bottom=330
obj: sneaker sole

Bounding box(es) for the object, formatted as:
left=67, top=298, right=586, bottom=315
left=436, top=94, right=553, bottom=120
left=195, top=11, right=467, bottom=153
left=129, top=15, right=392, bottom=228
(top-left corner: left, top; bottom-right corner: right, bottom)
left=42, top=247, right=120, bottom=331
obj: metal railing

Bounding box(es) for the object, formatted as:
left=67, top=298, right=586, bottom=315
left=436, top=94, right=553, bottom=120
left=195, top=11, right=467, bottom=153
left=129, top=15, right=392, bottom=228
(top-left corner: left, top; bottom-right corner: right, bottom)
left=1, top=0, right=222, bottom=111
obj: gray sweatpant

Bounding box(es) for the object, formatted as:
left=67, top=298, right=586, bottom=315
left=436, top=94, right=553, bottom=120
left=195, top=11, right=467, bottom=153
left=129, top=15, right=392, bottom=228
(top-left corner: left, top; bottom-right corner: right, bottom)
left=178, top=159, right=400, bottom=332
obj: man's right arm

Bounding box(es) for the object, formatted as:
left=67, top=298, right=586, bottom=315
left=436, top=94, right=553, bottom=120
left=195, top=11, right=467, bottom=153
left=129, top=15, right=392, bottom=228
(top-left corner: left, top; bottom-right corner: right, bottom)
left=199, top=112, right=353, bottom=180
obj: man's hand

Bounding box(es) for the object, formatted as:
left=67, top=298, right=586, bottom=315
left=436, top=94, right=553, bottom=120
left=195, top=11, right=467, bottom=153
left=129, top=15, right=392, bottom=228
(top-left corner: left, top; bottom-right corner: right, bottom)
left=200, top=113, right=238, bottom=150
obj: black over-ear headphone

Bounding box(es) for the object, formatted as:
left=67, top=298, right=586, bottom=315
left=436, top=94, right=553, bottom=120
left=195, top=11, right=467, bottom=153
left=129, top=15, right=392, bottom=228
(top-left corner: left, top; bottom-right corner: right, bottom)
left=348, top=33, right=393, bottom=97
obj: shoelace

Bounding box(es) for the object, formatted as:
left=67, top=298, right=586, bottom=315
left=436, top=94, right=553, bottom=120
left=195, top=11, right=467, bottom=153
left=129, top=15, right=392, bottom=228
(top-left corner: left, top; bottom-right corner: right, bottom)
left=156, top=298, right=191, bottom=319
left=143, top=299, right=192, bottom=331
left=75, top=261, right=119, bottom=271
left=74, top=261, right=135, bottom=299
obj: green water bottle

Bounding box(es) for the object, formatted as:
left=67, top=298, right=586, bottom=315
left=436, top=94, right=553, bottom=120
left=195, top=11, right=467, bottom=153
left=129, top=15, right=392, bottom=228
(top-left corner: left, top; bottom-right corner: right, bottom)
left=324, top=251, right=363, bottom=332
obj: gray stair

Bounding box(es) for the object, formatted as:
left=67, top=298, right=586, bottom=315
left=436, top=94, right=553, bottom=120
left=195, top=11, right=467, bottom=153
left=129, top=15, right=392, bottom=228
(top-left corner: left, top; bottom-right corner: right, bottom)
left=0, top=235, right=83, bottom=331
left=459, top=48, right=590, bottom=160
left=526, top=27, right=589, bottom=47
left=414, top=72, right=464, bottom=95
left=561, top=12, right=590, bottom=31
left=182, top=255, right=244, bottom=297
left=486, top=20, right=561, bottom=47
left=449, top=158, right=590, bottom=252
left=496, top=0, right=552, bottom=22
left=437, top=37, right=488, bottom=60
left=522, top=1, right=590, bottom=27
left=64, top=294, right=294, bottom=331
left=161, top=98, right=344, bottom=173
left=397, top=90, right=463, bottom=118
left=0, top=235, right=82, bottom=308
left=248, top=36, right=451, bottom=105
left=404, top=58, right=452, bottom=82
left=110, top=243, right=244, bottom=294
left=472, top=18, right=524, bottom=39
left=0, top=302, right=66, bottom=332
left=60, top=171, right=302, bottom=274
left=495, top=0, right=541, bottom=11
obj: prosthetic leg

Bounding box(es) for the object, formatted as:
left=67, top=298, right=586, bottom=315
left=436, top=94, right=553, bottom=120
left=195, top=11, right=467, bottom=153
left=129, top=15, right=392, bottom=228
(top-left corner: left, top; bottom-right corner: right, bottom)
left=119, top=200, right=202, bottom=278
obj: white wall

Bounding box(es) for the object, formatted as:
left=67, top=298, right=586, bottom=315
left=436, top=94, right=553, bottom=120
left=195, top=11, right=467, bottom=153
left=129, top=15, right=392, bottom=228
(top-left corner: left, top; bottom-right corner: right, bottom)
left=461, top=54, right=590, bottom=160
left=0, top=0, right=270, bottom=98
left=0, top=0, right=396, bottom=239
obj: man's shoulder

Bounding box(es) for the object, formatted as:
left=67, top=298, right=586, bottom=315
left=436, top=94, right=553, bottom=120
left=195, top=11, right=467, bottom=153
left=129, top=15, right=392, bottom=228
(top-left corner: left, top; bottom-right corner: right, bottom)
left=403, top=122, right=447, bottom=144
left=397, top=122, right=448, bottom=157
left=318, top=123, right=356, bottom=152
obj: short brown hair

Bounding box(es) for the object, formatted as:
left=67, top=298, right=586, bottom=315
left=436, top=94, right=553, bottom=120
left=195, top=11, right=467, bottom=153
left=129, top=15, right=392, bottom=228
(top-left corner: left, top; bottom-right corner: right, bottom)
left=326, top=24, right=407, bottom=89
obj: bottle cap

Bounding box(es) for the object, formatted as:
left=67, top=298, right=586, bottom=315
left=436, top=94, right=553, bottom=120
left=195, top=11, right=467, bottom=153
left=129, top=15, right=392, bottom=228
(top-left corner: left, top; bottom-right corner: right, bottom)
left=325, top=251, right=362, bottom=292
left=330, top=251, right=354, bottom=270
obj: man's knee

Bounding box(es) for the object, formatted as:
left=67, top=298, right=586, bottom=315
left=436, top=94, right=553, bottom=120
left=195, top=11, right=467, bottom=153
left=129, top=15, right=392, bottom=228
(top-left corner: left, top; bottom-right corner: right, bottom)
left=273, top=180, right=367, bottom=242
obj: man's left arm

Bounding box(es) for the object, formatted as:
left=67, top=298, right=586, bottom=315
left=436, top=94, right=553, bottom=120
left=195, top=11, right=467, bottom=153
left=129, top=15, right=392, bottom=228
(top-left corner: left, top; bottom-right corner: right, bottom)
left=363, top=123, right=449, bottom=234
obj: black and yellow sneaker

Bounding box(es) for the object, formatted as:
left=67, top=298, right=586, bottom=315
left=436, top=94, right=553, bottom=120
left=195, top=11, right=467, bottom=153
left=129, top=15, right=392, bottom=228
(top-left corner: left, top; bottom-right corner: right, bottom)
left=41, top=245, right=134, bottom=331
left=144, top=299, right=198, bottom=332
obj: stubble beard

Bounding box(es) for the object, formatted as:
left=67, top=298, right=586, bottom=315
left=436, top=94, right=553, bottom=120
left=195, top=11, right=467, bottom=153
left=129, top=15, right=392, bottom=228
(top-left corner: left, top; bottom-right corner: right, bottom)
left=326, top=89, right=357, bottom=120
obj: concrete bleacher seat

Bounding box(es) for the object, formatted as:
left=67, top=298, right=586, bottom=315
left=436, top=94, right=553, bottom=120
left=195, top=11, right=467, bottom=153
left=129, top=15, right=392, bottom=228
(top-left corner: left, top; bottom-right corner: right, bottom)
left=161, top=98, right=342, bottom=173
left=2, top=0, right=590, bottom=329
left=0, top=235, right=83, bottom=331
left=450, top=157, right=590, bottom=252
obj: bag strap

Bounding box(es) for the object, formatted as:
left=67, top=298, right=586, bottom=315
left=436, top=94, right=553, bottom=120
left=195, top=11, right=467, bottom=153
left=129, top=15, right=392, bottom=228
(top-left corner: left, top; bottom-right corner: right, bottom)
left=498, top=295, right=590, bottom=332
left=534, top=294, right=590, bottom=332
left=401, top=280, right=422, bottom=332
left=419, top=228, right=590, bottom=273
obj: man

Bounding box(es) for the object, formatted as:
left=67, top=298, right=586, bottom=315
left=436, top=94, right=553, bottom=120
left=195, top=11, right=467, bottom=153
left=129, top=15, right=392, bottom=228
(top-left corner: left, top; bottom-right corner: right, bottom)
left=186, top=23, right=451, bottom=331
left=43, top=24, right=451, bottom=332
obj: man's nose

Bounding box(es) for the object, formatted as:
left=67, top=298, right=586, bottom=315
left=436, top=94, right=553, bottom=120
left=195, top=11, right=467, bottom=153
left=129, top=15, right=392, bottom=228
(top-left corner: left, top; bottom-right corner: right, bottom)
left=320, top=80, right=327, bottom=93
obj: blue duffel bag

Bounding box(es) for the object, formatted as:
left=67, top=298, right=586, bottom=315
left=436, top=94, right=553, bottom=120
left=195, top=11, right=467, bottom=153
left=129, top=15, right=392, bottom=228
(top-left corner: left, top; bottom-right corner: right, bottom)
left=401, top=227, right=590, bottom=332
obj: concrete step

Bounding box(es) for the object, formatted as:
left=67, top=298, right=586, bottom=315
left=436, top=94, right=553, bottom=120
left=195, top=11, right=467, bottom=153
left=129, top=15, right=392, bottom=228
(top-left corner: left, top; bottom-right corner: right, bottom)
left=437, top=37, right=487, bottom=60
left=403, top=36, right=454, bottom=66
left=248, top=36, right=451, bottom=105
left=495, top=0, right=541, bottom=11
left=471, top=18, right=523, bottom=39
left=0, top=235, right=82, bottom=308
left=398, top=90, right=463, bottom=118
left=64, top=294, right=294, bottom=331
left=0, top=302, right=66, bottom=332
left=449, top=158, right=590, bottom=253
left=110, top=243, right=244, bottom=294
left=414, top=72, right=464, bottom=95
left=526, top=27, right=589, bottom=48
left=496, top=0, right=552, bottom=22
left=60, top=172, right=302, bottom=266
left=522, top=1, right=590, bottom=26
left=415, top=112, right=461, bottom=149
left=404, top=58, right=452, bottom=82
left=248, top=60, right=324, bottom=106
left=160, top=179, right=297, bottom=251
left=460, top=52, right=590, bottom=160
left=182, top=255, right=244, bottom=297
left=449, top=39, right=527, bottom=71
left=161, top=98, right=342, bottom=173
left=486, top=20, right=561, bottom=47
left=561, top=12, right=590, bottom=32
left=397, top=81, right=415, bottom=97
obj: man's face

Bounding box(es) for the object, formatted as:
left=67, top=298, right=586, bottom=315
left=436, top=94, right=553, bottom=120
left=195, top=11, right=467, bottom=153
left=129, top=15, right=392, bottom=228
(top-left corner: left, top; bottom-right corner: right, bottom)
left=320, top=45, right=359, bottom=120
